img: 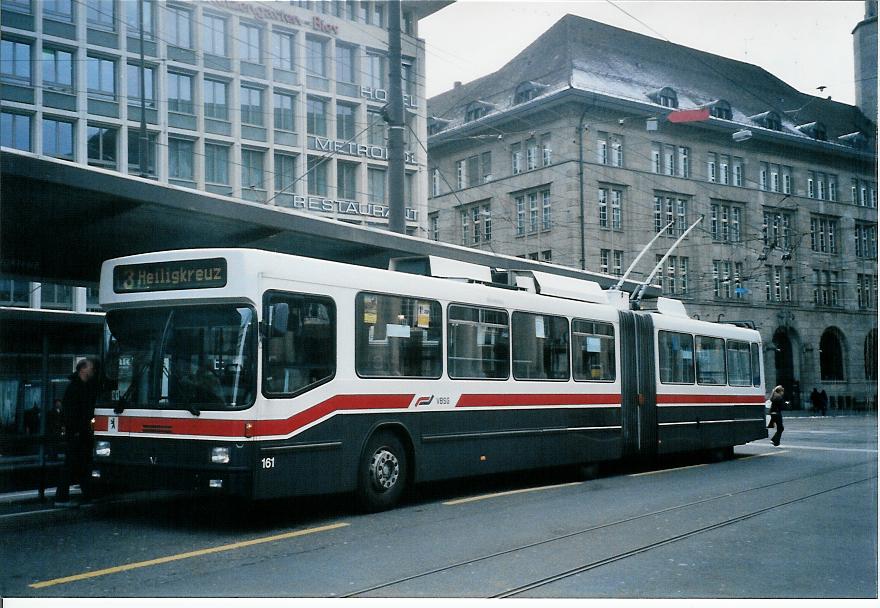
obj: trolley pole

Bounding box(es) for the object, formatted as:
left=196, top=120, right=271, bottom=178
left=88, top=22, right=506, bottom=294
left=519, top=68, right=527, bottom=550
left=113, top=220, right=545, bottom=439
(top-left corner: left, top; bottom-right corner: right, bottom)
left=386, top=0, right=407, bottom=234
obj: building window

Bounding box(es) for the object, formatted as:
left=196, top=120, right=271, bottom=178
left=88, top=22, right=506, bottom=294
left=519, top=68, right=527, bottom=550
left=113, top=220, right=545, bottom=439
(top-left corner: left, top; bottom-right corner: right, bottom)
left=540, top=134, right=552, bottom=166
left=429, top=213, right=439, bottom=241
left=1, top=112, right=31, bottom=151
left=465, top=102, right=490, bottom=122
left=86, top=124, right=116, bottom=168
left=719, top=154, right=730, bottom=185
left=239, top=22, right=262, bottom=63
left=733, top=157, right=743, bottom=186
left=1, top=39, right=31, bottom=85
left=810, top=216, right=839, bottom=254
left=125, top=0, right=154, bottom=38
left=167, top=5, right=192, bottom=48
left=364, top=52, right=386, bottom=90
left=306, top=155, right=328, bottom=196
left=782, top=166, right=792, bottom=194
left=42, top=117, right=74, bottom=159
left=511, top=143, right=522, bottom=175
left=127, top=129, right=156, bottom=176
left=663, top=145, right=675, bottom=176
left=613, top=250, right=623, bottom=276
left=306, top=36, right=328, bottom=78
left=481, top=151, right=493, bottom=182
left=763, top=210, right=793, bottom=250
left=655, top=255, right=689, bottom=295
left=43, top=0, right=74, bottom=21
left=854, top=223, right=878, bottom=259
left=42, top=47, right=73, bottom=90
left=713, top=260, right=733, bottom=299
left=711, top=100, right=732, bottom=120
left=542, top=190, right=552, bottom=230
left=654, top=193, right=689, bottom=236
left=857, top=275, right=878, bottom=309
left=204, top=79, right=228, bottom=120
left=167, top=72, right=193, bottom=114
left=204, top=143, right=229, bottom=185
left=678, top=146, right=690, bottom=178
left=86, top=0, right=114, bottom=30
left=272, top=31, right=296, bottom=71
left=812, top=270, right=841, bottom=308
left=461, top=203, right=491, bottom=245
left=454, top=159, right=465, bottom=189
left=274, top=153, right=297, bottom=193
left=707, top=153, right=717, bottom=183
left=240, top=85, right=264, bottom=126
left=241, top=148, right=265, bottom=190
left=526, top=138, right=538, bottom=171
left=368, top=167, right=386, bottom=203
left=203, top=14, right=228, bottom=56
left=168, top=138, right=194, bottom=181
left=430, top=168, right=440, bottom=197
left=335, top=43, right=356, bottom=84
left=366, top=109, right=385, bottom=146
left=306, top=97, right=327, bottom=136
left=126, top=63, right=155, bottom=108
left=87, top=55, right=116, bottom=100
left=336, top=160, right=357, bottom=199
left=515, top=196, right=525, bottom=236
left=828, top=175, right=838, bottom=201
left=711, top=203, right=742, bottom=242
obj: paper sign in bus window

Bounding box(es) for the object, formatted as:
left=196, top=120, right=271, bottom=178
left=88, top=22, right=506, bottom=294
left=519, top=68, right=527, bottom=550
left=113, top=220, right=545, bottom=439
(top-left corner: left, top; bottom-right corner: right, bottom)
left=534, top=316, right=545, bottom=338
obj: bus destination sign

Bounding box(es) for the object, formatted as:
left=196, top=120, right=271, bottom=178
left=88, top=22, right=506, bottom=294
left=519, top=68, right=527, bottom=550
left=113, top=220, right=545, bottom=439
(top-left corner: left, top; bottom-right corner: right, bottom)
left=113, top=258, right=228, bottom=293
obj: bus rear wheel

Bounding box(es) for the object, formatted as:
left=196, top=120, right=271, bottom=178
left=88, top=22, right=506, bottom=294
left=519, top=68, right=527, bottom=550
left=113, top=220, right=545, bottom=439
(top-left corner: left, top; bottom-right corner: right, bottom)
left=357, top=431, right=408, bottom=512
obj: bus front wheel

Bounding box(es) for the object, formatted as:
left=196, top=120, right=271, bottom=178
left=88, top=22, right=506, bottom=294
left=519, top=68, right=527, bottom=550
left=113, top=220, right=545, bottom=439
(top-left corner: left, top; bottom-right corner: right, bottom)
left=357, top=431, right=408, bottom=512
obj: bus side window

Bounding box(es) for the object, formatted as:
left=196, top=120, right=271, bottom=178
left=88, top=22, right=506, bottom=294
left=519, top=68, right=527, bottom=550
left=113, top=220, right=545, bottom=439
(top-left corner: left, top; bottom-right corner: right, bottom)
left=572, top=319, right=615, bottom=382
left=263, top=292, right=336, bottom=396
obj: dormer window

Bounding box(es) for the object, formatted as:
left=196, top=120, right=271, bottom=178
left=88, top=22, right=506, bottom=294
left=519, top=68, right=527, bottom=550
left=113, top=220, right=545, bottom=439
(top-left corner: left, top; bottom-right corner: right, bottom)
left=839, top=131, right=869, bottom=150
left=796, top=121, right=827, bottom=141
left=710, top=100, right=732, bottom=120
left=514, top=81, right=548, bottom=105
left=464, top=100, right=494, bottom=123
left=750, top=111, right=782, bottom=131
left=428, top=116, right=450, bottom=136
left=650, top=87, right=678, bottom=108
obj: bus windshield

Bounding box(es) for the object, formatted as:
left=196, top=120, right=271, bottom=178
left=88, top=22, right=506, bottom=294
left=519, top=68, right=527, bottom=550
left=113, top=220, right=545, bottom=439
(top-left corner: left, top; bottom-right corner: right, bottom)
left=101, top=305, right=257, bottom=412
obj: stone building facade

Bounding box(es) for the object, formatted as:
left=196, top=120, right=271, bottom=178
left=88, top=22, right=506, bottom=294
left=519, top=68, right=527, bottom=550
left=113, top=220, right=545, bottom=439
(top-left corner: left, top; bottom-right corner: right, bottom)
left=427, top=14, right=878, bottom=410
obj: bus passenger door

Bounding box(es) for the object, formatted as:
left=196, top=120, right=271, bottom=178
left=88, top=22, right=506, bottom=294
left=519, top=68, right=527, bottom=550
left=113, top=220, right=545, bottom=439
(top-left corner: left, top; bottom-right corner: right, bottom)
left=618, top=311, right=657, bottom=459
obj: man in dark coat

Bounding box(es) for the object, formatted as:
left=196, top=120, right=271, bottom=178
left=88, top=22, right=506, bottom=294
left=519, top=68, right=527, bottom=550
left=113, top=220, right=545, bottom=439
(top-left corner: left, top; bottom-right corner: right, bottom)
left=55, top=358, right=98, bottom=506
left=768, top=385, right=786, bottom=447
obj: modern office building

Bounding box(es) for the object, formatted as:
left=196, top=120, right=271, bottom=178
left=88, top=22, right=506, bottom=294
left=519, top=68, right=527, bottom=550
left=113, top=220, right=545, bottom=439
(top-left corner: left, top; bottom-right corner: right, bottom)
left=0, top=0, right=449, bottom=457
left=427, top=13, right=878, bottom=409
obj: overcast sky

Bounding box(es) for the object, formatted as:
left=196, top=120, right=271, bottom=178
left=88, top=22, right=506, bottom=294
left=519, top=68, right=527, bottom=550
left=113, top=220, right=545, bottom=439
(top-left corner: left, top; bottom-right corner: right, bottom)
left=419, top=0, right=867, bottom=105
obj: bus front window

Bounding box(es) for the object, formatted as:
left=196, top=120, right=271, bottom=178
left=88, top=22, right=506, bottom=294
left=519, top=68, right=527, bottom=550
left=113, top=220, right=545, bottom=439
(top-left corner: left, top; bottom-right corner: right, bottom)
left=102, top=305, right=257, bottom=411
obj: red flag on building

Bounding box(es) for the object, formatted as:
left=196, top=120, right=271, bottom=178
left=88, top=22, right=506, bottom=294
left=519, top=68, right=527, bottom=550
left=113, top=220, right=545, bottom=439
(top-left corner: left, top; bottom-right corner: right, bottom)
left=667, top=108, right=711, bottom=123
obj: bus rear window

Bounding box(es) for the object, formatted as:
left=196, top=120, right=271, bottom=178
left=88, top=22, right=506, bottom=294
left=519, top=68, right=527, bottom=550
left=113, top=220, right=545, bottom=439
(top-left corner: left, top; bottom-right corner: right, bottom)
left=355, top=293, right=442, bottom=378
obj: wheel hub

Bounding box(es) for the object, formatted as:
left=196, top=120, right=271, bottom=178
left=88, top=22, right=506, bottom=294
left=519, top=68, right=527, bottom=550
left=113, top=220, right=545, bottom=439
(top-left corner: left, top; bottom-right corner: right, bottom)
left=370, top=448, right=399, bottom=491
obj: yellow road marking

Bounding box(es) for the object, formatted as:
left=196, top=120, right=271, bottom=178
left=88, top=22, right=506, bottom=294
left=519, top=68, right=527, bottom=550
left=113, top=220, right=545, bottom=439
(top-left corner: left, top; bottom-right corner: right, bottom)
left=30, top=521, right=349, bottom=589
left=443, top=481, right=582, bottom=506
left=628, top=463, right=708, bottom=477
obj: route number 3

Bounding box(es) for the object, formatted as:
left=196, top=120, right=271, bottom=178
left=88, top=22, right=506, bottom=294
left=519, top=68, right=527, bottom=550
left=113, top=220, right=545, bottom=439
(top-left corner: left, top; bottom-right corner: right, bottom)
left=261, top=457, right=275, bottom=469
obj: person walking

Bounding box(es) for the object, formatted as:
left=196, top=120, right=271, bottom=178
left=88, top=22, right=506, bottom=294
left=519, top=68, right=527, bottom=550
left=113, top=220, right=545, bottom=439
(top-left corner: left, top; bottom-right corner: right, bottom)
left=55, top=358, right=98, bottom=507
left=768, top=385, right=786, bottom=446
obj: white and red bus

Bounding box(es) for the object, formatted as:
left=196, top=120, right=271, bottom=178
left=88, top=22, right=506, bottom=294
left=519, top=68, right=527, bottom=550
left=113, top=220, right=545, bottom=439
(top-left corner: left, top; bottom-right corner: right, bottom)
left=92, top=248, right=767, bottom=510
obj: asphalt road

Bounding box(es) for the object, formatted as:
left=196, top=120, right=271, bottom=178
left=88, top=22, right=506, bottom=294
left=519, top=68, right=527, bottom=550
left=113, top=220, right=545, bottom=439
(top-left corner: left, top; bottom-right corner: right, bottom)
left=1, top=414, right=876, bottom=599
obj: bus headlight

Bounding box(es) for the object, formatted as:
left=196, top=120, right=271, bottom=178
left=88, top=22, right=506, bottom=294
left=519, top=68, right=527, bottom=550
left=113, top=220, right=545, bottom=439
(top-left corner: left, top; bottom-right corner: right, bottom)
left=95, top=441, right=111, bottom=458
left=211, top=446, right=230, bottom=464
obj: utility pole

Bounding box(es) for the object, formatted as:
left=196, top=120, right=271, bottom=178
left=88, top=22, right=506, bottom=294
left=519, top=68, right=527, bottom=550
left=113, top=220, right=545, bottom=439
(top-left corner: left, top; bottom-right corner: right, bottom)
left=386, top=0, right=406, bottom=234
left=138, top=0, right=148, bottom=177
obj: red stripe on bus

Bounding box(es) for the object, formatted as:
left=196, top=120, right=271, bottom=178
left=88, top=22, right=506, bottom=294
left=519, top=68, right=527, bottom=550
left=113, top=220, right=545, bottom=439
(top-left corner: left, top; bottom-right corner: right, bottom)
left=656, top=394, right=765, bottom=404
left=95, top=394, right=414, bottom=438
left=456, top=394, right=621, bottom=407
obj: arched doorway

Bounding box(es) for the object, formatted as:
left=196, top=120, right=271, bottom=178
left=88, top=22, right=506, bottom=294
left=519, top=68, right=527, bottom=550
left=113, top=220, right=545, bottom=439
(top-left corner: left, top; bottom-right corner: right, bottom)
left=820, top=328, right=846, bottom=381
left=772, top=328, right=799, bottom=406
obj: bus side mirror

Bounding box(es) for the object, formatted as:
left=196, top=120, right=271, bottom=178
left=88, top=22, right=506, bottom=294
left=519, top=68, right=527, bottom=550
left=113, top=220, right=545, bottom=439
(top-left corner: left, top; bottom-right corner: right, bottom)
left=267, top=303, right=289, bottom=337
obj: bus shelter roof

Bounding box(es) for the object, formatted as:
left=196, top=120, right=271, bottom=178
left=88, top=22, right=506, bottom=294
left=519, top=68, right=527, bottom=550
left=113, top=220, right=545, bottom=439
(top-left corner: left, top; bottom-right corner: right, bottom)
left=1, top=150, right=655, bottom=297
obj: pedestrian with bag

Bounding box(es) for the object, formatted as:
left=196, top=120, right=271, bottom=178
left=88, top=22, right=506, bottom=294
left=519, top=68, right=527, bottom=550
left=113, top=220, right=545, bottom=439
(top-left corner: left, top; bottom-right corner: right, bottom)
left=768, top=385, right=786, bottom=446
left=55, top=358, right=98, bottom=507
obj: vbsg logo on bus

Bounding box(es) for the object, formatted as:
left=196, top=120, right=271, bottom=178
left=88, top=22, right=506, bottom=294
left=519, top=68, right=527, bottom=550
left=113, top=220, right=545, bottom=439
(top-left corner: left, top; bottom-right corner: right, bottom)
left=113, top=258, right=228, bottom=293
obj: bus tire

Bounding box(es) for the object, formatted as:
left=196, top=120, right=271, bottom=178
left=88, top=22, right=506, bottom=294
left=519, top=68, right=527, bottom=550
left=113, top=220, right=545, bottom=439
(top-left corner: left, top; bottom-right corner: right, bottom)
left=357, top=431, right=408, bottom=512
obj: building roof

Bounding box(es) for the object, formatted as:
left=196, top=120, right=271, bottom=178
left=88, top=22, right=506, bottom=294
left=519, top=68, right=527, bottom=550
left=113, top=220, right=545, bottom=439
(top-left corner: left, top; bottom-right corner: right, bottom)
left=428, top=14, right=876, bottom=148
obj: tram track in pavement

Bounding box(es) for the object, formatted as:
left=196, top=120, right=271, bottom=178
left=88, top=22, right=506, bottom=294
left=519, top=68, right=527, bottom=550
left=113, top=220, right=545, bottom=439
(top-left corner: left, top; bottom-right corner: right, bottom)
left=344, top=460, right=876, bottom=598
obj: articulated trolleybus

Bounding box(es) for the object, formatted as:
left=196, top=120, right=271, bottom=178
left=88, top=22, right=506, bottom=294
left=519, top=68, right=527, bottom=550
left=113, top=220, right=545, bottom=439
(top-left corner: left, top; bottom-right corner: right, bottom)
left=93, top=248, right=767, bottom=511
